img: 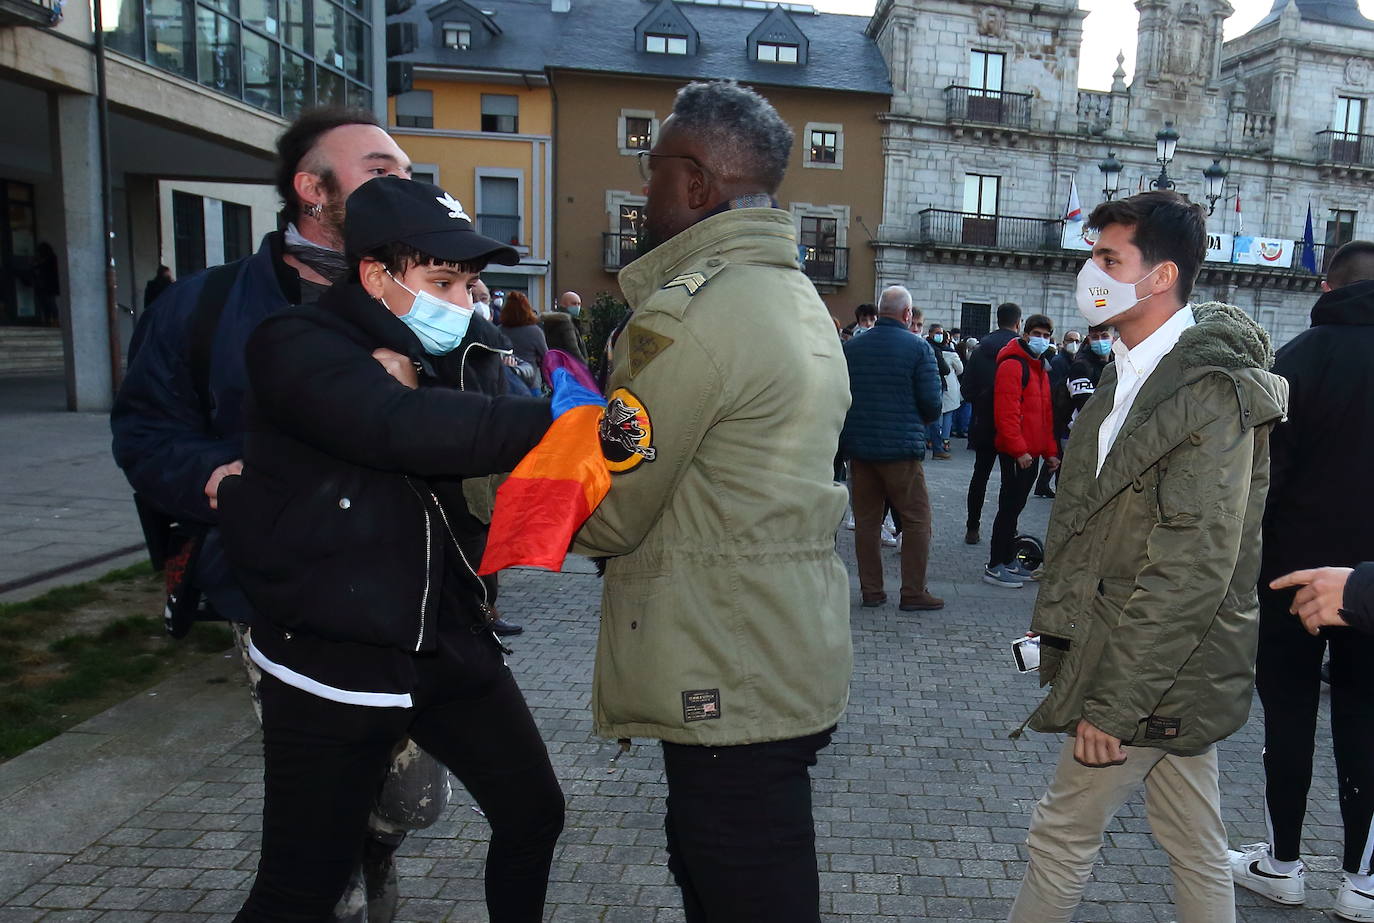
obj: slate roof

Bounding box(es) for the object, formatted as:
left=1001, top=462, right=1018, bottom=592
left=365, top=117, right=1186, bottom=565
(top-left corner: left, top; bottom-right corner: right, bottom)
left=390, top=0, right=892, bottom=96
left=1251, top=0, right=1374, bottom=32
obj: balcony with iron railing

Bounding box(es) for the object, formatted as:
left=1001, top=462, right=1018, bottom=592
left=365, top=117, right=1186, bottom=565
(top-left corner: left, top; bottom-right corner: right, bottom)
left=943, top=86, right=1032, bottom=129
left=0, top=0, right=61, bottom=26
left=603, top=232, right=641, bottom=272
left=801, top=246, right=849, bottom=285
left=917, top=208, right=1061, bottom=251
left=1316, top=130, right=1374, bottom=169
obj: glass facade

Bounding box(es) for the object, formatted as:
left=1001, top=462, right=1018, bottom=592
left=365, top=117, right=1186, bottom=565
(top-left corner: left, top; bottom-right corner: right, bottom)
left=105, top=0, right=373, bottom=117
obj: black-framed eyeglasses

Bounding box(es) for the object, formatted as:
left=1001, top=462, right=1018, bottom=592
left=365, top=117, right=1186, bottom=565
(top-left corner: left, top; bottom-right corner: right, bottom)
left=636, top=150, right=708, bottom=183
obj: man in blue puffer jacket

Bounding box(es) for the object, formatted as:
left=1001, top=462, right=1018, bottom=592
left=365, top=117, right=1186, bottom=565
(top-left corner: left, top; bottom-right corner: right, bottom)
left=840, top=285, right=944, bottom=611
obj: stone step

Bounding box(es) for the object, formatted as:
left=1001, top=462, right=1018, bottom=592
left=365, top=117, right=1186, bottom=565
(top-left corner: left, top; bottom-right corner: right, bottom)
left=0, top=328, right=66, bottom=376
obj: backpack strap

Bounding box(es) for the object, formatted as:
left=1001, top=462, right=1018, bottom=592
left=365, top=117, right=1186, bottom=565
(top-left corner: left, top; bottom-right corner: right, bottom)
left=997, top=351, right=1032, bottom=389
left=188, top=260, right=243, bottom=427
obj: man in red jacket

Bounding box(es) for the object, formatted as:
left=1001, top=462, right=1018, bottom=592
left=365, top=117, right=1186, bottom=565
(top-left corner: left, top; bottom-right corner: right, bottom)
left=984, top=313, right=1060, bottom=588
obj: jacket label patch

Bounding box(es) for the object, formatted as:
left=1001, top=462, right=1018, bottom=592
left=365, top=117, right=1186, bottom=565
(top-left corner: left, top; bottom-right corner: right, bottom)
left=662, top=272, right=708, bottom=295
left=682, top=688, right=721, bottom=722
left=628, top=330, right=674, bottom=378
left=600, top=388, right=657, bottom=474
left=1144, top=714, right=1181, bottom=739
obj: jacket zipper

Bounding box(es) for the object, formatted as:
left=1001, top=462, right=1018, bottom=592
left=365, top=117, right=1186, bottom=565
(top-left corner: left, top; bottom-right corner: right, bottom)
left=458, top=341, right=513, bottom=392
left=429, top=488, right=492, bottom=613
left=402, top=477, right=433, bottom=652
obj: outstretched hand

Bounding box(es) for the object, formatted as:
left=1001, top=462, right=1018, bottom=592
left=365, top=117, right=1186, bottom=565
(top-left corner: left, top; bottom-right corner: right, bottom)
left=1270, top=568, right=1353, bottom=635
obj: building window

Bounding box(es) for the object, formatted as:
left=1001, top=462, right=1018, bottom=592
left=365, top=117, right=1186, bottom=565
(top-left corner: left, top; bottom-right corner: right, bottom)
left=442, top=21, right=471, bottom=49
left=477, top=174, right=521, bottom=246
left=962, top=174, right=1000, bottom=247
left=109, top=0, right=373, bottom=116
left=625, top=117, right=653, bottom=151
left=960, top=302, right=993, bottom=336
left=410, top=165, right=438, bottom=185
left=172, top=190, right=207, bottom=281
left=1326, top=209, right=1357, bottom=253
left=481, top=94, right=519, bottom=133
left=798, top=215, right=847, bottom=284
left=810, top=130, right=837, bottom=163
left=645, top=32, right=687, bottom=54
left=970, top=50, right=1005, bottom=93
left=395, top=89, right=433, bottom=128
left=1335, top=96, right=1365, bottom=135
left=222, top=201, right=253, bottom=263
left=756, top=41, right=798, bottom=63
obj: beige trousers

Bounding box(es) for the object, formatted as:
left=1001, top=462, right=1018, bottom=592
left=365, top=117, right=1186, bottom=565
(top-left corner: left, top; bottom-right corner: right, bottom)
left=1008, top=736, right=1234, bottom=923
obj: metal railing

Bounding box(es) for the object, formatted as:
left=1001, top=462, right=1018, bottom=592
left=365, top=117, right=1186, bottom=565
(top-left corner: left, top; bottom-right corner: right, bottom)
left=476, top=214, right=521, bottom=246
left=602, top=232, right=641, bottom=271
left=917, top=208, right=1061, bottom=251
left=1316, top=130, right=1374, bottom=167
left=0, top=0, right=63, bottom=26
left=801, top=246, right=849, bottom=284
left=944, top=85, right=1032, bottom=129
left=1292, top=238, right=1330, bottom=272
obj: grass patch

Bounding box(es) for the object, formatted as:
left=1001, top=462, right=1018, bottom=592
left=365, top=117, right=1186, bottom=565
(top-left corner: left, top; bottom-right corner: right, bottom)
left=0, top=564, right=235, bottom=762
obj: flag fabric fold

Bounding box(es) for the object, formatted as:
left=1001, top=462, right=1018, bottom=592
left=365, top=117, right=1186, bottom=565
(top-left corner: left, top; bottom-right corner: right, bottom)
left=1302, top=203, right=1318, bottom=273
left=477, top=350, right=610, bottom=575
left=1065, top=177, right=1082, bottom=223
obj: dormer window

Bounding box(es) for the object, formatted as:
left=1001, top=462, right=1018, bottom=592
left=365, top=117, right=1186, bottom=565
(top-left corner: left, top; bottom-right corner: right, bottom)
left=646, top=32, right=688, bottom=54
left=756, top=41, right=799, bottom=64
left=442, top=21, right=471, bottom=49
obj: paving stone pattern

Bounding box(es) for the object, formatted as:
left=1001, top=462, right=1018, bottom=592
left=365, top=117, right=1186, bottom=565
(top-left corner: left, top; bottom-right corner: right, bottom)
left=0, top=446, right=1344, bottom=921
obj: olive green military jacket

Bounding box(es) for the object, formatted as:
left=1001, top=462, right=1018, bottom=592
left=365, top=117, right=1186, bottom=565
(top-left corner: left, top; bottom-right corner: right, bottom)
left=571, top=208, right=853, bottom=746
left=1027, top=303, right=1288, bottom=755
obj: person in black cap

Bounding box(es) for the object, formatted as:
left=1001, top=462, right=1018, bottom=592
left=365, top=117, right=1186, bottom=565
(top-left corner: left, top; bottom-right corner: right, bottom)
left=218, top=176, right=564, bottom=922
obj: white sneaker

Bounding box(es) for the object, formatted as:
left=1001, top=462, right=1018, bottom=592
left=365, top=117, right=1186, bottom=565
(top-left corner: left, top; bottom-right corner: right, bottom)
left=1336, top=877, right=1374, bottom=922
left=982, top=564, right=1024, bottom=589
left=1228, top=843, right=1304, bottom=906
left=880, top=527, right=898, bottom=547
left=843, top=514, right=855, bottom=530
left=1006, top=562, right=1041, bottom=581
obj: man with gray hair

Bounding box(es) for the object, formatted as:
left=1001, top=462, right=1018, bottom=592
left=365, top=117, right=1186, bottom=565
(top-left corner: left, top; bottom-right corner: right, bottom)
left=573, top=80, right=852, bottom=922
left=840, top=285, right=945, bottom=611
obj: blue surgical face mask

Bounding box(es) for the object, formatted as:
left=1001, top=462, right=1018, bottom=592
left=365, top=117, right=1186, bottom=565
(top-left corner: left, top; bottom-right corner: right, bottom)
left=1090, top=338, right=1112, bottom=356
left=385, top=273, right=474, bottom=355
left=932, top=333, right=944, bottom=344
left=1026, top=335, right=1051, bottom=357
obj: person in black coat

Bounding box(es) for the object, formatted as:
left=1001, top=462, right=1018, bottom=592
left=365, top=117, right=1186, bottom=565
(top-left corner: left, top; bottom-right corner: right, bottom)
left=1233, top=240, right=1374, bottom=917
left=219, top=177, right=564, bottom=922
left=961, top=302, right=1021, bottom=544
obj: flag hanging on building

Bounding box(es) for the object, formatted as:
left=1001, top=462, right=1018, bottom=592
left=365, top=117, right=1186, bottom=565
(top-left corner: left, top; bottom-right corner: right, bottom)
left=1235, top=192, right=1244, bottom=235
left=1065, top=177, right=1082, bottom=223
left=1302, top=203, right=1318, bottom=273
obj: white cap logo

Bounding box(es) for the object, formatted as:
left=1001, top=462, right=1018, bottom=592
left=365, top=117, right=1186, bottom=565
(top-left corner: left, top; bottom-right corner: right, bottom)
left=435, top=192, right=471, bottom=221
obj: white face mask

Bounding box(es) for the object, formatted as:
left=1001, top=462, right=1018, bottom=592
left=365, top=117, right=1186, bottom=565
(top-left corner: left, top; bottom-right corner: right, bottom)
left=473, top=300, right=491, bottom=322
left=1075, top=258, right=1161, bottom=326
left=1063, top=340, right=1080, bottom=355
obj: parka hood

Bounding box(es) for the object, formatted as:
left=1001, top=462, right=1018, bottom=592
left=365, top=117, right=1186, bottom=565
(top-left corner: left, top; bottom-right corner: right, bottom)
left=1172, top=302, right=1287, bottom=430
left=1311, top=278, right=1374, bottom=327
left=541, top=311, right=578, bottom=337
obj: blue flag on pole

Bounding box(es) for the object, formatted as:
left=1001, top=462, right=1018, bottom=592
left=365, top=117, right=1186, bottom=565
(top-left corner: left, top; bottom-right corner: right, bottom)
left=1302, top=203, right=1318, bottom=273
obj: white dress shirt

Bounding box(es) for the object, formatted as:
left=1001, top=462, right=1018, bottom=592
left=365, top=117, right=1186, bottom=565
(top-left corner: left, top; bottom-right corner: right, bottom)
left=1096, top=306, right=1196, bottom=476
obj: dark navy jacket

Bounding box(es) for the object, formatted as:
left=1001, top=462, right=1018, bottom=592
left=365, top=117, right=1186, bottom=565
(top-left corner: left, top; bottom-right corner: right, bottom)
left=111, top=233, right=300, bottom=620
left=839, top=316, right=943, bottom=461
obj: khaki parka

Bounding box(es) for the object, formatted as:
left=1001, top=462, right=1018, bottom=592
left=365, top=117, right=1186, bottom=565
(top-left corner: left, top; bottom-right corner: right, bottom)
left=1026, top=303, right=1288, bottom=755
left=572, top=208, right=854, bottom=746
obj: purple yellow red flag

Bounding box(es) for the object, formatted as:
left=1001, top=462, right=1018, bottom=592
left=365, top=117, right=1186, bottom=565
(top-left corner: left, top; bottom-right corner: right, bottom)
left=477, top=350, right=610, bottom=574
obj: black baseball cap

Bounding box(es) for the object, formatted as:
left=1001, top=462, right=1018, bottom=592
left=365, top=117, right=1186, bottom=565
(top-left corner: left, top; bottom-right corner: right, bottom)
left=344, top=176, right=519, bottom=266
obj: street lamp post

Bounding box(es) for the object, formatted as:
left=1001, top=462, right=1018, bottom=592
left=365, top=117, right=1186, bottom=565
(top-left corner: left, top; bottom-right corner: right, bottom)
left=1098, top=151, right=1123, bottom=201
left=1202, top=158, right=1228, bottom=215
left=1153, top=121, right=1179, bottom=190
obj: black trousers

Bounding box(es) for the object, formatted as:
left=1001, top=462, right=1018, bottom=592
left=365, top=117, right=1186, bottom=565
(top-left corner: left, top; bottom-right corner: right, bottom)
left=236, top=653, right=564, bottom=922
left=1257, top=586, right=1374, bottom=873
left=965, top=447, right=998, bottom=532
left=988, top=454, right=1038, bottom=568
left=661, top=728, right=833, bottom=923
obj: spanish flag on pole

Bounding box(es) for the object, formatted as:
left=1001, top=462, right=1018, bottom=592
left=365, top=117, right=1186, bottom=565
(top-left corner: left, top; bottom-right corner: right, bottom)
left=478, top=350, right=610, bottom=575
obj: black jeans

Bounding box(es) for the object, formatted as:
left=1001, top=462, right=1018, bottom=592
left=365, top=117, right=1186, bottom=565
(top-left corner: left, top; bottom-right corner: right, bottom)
left=1257, top=586, right=1374, bottom=873
left=988, top=453, right=1038, bottom=568
left=236, top=653, right=564, bottom=922
left=965, top=447, right=998, bottom=532
left=661, top=728, right=834, bottom=923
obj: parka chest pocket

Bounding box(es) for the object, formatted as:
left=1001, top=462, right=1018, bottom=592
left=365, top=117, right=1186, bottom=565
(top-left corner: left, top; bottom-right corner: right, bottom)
left=1151, top=433, right=1203, bottom=524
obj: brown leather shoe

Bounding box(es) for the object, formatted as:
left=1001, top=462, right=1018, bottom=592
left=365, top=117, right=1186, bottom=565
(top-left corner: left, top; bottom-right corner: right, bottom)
left=860, top=594, right=887, bottom=608
left=899, top=592, right=944, bottom=611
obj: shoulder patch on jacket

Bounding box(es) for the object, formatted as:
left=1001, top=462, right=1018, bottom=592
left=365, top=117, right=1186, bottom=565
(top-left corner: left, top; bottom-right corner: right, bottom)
left=600, top=388, right=657, bottom=474
left=628, top=329, right=674, bottom=378
left=662, top=272, right=709, bottom=295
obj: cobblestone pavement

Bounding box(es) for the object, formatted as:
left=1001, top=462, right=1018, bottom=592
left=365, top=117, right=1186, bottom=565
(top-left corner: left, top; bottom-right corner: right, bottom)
left=0, top=443, right=1344, bottom=922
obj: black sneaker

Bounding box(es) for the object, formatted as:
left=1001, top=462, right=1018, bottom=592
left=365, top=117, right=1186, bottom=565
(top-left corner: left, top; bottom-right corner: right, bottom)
left=491, top=617, right=524, bottom=636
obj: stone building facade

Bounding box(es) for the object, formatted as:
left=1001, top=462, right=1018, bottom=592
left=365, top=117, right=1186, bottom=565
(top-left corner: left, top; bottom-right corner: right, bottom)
left=867, top=0, right=1374, bottom=344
